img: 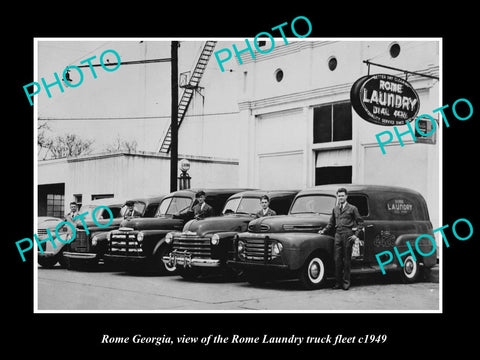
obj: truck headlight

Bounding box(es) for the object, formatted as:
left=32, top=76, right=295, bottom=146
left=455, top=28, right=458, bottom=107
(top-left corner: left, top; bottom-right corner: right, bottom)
left=92, top=235, right=99, bottom=246
left=237, top=240, right=245, bottom=258
left=272, top=242, right=283, bottom=256
left=211, top=234, right=220, bottom=245
left=107, top=232, right=112, bottom=241
left=137, top=232, right=144, bottom=242
left=165, top=232, right=173, bottom=244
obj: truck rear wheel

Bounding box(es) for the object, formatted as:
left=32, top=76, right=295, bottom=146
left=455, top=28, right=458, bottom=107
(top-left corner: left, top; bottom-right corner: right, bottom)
left=400, top=255, right=421, bottom=283
left=299, top=254, right=327, bottom=290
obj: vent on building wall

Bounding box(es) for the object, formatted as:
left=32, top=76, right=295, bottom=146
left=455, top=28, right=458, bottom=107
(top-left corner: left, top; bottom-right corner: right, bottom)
left=274, top=68, right=284, bottom=82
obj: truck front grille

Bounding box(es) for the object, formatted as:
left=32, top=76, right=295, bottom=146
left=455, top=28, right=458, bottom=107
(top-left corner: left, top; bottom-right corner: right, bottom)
left=109, top=233, right=142, bottom=256
left=69, top=230, right=89, bottom=253
left=244, top=238, right=273, bottom=262
left=172, top=236, right=211, bottom=258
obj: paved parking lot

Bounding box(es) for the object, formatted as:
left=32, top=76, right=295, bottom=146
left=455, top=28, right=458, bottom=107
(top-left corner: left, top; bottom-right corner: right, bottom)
left=37, top=265, right=439, bottom=311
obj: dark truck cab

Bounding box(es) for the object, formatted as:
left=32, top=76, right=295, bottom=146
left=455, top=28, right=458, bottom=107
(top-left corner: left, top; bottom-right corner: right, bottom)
left=63, top=195, right=164, bottom=269
left=104, top=189, right=252, bottom=274
left=228, top=184, right=437, bottom=289
left=162, top=190, right=298, bottom=280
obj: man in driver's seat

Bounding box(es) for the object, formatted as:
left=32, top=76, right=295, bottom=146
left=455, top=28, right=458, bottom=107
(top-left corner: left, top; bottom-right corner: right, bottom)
left=192, top=191, right=213, bottom=220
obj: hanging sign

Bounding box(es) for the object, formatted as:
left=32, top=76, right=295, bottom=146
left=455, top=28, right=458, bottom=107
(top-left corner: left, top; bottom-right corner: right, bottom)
left=350, top=73, right=420, bottom=126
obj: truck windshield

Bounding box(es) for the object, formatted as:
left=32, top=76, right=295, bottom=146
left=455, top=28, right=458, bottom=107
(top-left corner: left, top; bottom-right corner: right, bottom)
left=79, top=204, right=126, bottom=221
left=119, top=202, right=146, bottom=217
left=222, top=197, right=261, bottom=215
left=290, top=195, right=336, bottom=215
left=156, top=196, right=192, bottom=216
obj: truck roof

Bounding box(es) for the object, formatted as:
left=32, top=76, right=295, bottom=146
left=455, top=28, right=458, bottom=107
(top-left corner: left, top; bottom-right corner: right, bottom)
left=167, top=188, right=257, bottom=197
left=298, top=184, right=424, bottom=197
left=228, top=189, right=300, bottom=198
left=82, top=194, right=165, bottom=208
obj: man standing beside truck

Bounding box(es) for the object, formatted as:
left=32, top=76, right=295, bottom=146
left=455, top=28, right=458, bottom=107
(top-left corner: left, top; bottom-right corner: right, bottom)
left=320, top=187, right=363, bottom=290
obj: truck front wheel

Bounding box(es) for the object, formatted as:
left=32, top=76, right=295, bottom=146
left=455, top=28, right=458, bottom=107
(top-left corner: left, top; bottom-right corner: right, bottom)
left=152, top=245, right=177, bottom=275
left=38, top=256, right=58, bottom=268
left=178, top=268, right=201, bottom=280
left=299, top=254, right=327, bottom=290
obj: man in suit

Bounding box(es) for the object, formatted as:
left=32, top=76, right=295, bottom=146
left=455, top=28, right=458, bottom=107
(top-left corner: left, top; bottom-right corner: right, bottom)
left=123, top=200, right=139, bottom=219
left=193, top=191, right=213, bottom=220
left=320, top=187, right=363, bottom=290
left=64, top=202, right=79, bottom=222
left=255, top=195, right=277, bottom=218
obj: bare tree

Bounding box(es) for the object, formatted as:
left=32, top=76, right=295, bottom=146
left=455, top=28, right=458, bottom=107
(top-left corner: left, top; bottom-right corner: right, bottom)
left=45, top=133, right=94, bottom=159
left=105, top=135, right=138, bottom=153
left=38, top=121, right=51, bottom=158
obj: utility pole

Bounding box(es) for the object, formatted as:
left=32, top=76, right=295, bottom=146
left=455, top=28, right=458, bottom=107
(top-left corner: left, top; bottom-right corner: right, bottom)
left=170, top=41, right=179, bottom=192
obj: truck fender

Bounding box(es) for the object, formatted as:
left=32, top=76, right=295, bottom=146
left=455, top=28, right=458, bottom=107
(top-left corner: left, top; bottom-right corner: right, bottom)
left=287, top=234, right=334, bottom=271
left=152, top=237, right=168, bottom=257
left=394, top=234, right=427, bottom=264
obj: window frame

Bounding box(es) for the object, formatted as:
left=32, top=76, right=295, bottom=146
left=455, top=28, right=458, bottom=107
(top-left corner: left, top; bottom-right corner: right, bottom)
left=313, top=101, right=353, bottom=144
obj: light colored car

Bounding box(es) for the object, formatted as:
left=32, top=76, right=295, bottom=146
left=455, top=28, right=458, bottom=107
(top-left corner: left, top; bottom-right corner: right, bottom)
left=37, top=216, right=72, bottom=268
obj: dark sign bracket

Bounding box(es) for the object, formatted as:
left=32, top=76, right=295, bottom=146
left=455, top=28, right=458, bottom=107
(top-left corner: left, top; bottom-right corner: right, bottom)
left=363, top=60, right=439, bottom=81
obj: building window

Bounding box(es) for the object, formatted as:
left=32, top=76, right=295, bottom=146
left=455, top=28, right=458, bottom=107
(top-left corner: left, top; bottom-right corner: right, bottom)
left=74, top=194, right=82, bottom=209
left=315, top=166, right=352, bottom=185
left=91, top=194, right=114, bottom=201
left=389, top=43, right=401, bottom=58
left=46, top=194, right=65, bottom=218
left=315, top=148, right=352, bottom=185
left=275, top=69, right=284, bottom=82
left=313, top=102, right=352, bottom=143
left=328, top=56, right=337, bottom=71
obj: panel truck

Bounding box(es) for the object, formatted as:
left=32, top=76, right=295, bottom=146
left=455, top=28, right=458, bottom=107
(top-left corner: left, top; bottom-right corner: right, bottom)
left=104, top=189, right=252, bottom=275
left=228, top=184, right=437, bottom=289
left=162, top=190, right=299, bottom=280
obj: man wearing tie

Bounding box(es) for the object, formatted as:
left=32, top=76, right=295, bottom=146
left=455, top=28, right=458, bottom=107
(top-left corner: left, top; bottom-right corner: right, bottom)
left=65, top=202, right=79, bottom=222
left=320, top=187, right=363, bottom=290
left=193, top=191, right=213, bottom=220
left=255, top=195, right=277, bottom=218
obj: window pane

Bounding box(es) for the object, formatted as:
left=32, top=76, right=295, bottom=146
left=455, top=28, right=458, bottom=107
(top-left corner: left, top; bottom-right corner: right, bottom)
left=315, top=166, right=352, bottom=185
left=290, top=195, right=336, bottom=215
left=313, top=106, right=332, bottom=143
left=222, top=197, right=241, bottom=214
left=332, top=102, right=352, bottom=141
left=347, top=195, right=369, bottom=217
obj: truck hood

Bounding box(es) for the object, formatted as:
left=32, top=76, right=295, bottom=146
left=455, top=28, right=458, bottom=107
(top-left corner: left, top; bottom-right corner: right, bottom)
left=120, top=216, right=184, bottom=231
left=248, top=213, right=330, bottom=233
left=76, top=218, right=123, bottom=232
left=184, top=214, right=254, bottom=236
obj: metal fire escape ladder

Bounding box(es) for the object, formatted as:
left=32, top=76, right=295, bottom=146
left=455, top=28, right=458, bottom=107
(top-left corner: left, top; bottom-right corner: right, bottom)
left=158, top=41, right=217, bottom=153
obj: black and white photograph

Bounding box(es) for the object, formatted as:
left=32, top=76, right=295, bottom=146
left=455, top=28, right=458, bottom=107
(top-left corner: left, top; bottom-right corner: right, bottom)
left=7, top=7, right=478, bottom=356
left=34, top=38, right=442, bottom=312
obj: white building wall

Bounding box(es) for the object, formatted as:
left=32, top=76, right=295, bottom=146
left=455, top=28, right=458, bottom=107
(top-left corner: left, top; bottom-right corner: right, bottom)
left=236, top=39, right=440, bottom=228
left=39, top=152, right=238, bottom=207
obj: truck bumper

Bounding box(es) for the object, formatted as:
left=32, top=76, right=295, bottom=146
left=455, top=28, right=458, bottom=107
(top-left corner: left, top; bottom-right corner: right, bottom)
left=227, top=260, right=289, bottom=271
left=103, top=254, right=146, bottom=263
left=162, top=253, right=221, bottom=268
left=63, top=252, right=98, bottom=260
